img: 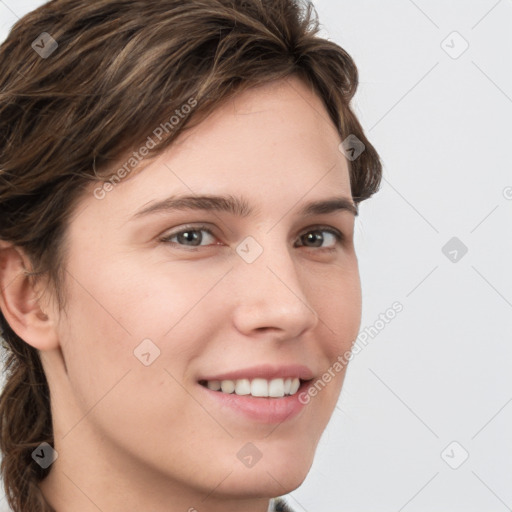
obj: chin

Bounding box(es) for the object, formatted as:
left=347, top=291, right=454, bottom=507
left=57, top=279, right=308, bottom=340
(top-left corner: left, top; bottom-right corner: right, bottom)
left=219, top=448, right=315, bottom=498
left=224, top=470, right=310, bottom=500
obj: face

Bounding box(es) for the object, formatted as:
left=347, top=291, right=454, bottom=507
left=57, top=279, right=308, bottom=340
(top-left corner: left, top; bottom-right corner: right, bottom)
left=42, top=75, right=362, bottom=503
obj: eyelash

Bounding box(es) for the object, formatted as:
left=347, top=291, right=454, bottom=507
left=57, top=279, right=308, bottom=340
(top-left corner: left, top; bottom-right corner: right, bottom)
left=160, top=224, right=345, bottom=252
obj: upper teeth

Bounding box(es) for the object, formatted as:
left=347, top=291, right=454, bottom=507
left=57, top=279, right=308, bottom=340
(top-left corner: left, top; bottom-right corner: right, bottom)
left=205, top=378, right=301, bottom=398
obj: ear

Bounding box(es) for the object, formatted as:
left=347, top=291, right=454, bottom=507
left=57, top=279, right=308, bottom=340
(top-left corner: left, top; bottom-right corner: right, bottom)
left=0, top=240, right=59, bottom=351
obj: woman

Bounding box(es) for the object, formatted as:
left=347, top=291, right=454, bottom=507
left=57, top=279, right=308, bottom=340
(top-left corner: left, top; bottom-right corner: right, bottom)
left=0, top=0, right=382, bottom=510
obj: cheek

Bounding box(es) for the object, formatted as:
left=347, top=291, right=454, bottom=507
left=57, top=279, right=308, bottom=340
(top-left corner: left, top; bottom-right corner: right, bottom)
left=56, top=284, right=133, bottom=413
left=65, top=253, right=207, bottom=340
left=310, top=264, right=361, bottom=406
left=100, top=255, right=226, bottom=340
left=57, top=256, right=223, bottom=404
left=56, top=268, right=201, bottom=445
left=309, top=260, right=362, bottom=353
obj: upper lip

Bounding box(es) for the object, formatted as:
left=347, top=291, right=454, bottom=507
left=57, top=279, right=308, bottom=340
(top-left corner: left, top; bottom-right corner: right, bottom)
left=198, top=364, right=315, bottom=382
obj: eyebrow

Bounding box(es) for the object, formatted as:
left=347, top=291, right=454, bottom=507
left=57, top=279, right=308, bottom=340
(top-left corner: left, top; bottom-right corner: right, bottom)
left=131, top=194, right=358, bottom=220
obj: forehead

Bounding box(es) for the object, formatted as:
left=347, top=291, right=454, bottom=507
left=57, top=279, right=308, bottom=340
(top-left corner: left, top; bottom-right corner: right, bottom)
left=75, top=76, right=351, bottom=223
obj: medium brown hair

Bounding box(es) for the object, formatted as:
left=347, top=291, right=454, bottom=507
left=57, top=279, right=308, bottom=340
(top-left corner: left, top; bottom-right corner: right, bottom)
left=0, top=0, right=382, bottom=510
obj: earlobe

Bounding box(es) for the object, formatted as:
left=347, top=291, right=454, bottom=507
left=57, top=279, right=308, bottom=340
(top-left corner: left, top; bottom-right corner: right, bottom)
left=0, top=241, right=59, bottom=351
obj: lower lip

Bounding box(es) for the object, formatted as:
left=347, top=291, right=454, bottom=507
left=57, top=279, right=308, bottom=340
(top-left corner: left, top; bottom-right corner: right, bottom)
left=197, top=380, right=312, bottom=424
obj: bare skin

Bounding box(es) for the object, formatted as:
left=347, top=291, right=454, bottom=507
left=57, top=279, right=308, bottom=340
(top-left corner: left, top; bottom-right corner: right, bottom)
left=0, top=75, right=361, bottom=512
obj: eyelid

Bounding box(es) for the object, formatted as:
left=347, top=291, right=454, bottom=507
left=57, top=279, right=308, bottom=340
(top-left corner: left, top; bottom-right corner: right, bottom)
left=302, top=224, right=344, bottom=239
left=159, top=223, right=218, bottom=244
left=159, top=223, right=346, bottom=249
left=294, top=225, right=344, bottom=249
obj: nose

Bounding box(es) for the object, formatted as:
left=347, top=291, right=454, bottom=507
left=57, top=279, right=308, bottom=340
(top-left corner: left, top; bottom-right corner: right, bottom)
left=230, top=240, right=319, bottom=340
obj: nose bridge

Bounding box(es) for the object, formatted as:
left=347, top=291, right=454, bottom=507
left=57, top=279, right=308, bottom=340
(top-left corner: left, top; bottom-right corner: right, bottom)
left=231, top=230, right=319, bottom=336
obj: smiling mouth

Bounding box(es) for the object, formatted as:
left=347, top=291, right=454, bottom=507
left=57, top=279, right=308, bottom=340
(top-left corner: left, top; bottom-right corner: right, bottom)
left=198, top=377, right=308, bottom=398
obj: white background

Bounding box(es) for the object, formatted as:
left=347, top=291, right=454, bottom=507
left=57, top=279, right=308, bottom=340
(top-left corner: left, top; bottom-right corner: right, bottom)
left=0, top=0, right=511, bottom=510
